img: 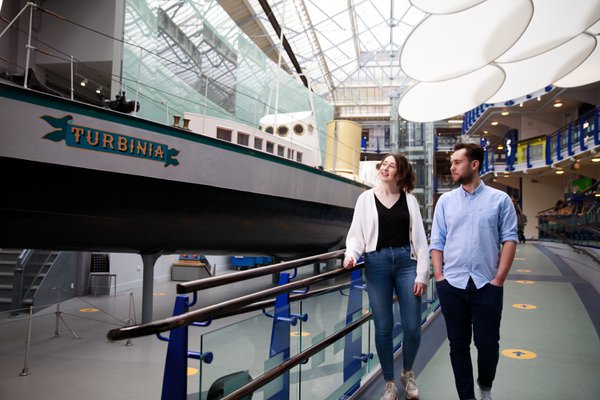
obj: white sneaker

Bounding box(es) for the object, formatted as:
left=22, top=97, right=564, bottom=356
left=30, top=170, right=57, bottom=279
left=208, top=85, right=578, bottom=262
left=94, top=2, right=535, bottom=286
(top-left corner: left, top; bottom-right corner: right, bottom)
left=380, top=381, right=398, bottom=400
left=480, top=387, right=492, bottom=400
left=401, top=370, right=419, bottom=399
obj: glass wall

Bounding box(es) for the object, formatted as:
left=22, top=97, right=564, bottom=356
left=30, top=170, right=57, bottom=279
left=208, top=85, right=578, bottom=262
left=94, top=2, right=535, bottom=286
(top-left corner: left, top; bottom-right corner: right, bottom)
left=121, top=0, right=333, bottom=162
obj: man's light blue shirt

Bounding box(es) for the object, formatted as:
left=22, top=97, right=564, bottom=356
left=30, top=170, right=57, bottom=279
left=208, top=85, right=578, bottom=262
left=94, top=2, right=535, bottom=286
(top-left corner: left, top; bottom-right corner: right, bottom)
left=429, top=181, right=518, bottom=289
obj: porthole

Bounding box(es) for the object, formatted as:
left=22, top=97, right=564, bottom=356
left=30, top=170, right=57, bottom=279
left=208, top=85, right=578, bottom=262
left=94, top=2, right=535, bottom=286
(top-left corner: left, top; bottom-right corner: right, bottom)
left=265, top=126, right=273, bottom=134
left=278, top=125, right=289, bottom=136
left=293, top=124, right=304, bottom=135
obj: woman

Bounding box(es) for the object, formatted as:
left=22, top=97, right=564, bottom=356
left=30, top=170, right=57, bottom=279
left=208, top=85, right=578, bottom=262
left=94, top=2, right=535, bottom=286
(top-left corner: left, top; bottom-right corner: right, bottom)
left=343, top=153, right=429, bottom=400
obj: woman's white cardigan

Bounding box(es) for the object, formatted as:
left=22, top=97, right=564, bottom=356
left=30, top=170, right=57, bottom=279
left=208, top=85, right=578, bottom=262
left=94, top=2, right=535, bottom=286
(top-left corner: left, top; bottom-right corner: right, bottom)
left=345, top=189, right=430, bottom=285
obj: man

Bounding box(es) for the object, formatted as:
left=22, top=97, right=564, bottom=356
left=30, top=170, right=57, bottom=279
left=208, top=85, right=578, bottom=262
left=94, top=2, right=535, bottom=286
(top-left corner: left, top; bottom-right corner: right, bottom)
left=429, top=143, right=518, bottom=400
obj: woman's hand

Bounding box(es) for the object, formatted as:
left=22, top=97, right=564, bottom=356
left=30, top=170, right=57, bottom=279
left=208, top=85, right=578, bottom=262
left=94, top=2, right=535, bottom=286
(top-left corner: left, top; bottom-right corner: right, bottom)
left=413, top=282, right=426, bottom=297
left=343, top=256, right=356, bottom=269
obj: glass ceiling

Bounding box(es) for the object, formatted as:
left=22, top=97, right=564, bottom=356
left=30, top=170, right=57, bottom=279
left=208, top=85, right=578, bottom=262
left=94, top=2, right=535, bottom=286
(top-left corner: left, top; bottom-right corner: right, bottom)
left=245, top=0, right=426, bottom=118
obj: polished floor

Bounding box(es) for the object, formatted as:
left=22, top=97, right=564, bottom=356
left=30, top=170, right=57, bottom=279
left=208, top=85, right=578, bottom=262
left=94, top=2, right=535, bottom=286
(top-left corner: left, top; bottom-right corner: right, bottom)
left=357, top=242, right=600, bottom=400
left=0, top=242, right=599, bottom=400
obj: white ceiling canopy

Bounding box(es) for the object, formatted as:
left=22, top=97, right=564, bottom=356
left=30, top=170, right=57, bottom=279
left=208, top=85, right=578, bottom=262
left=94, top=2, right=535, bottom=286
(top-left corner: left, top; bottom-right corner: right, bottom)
left=554, top=36, right=600, bottom=88
left=398, top=65, right=504, bottom=122
left=409, top=0, right=485, bottom=15
left=401, top=0, right=532, bottom=82
left=397, top=0, right=600, bottom=122
left=487, top=33, right=596, bottom=103
left=496, top=0, right=600, bottom=63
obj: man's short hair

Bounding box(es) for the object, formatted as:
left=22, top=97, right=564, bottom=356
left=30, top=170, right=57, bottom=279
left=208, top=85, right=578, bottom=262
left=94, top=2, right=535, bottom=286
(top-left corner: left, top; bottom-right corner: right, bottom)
left=454, top=142, right=484, bottom=173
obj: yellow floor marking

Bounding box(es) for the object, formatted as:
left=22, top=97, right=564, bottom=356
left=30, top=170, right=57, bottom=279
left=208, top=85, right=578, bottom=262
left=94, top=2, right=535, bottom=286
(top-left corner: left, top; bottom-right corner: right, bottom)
left=512, top=303, right=537, bottom=310
left=187, top=367, right=199, bottom=376
left=516, top=280, right=535, bottom=284
left=79, top=308, right=99, bottom=313
left=502, top=349, right=537, bottom=359
left=515, top=269, right=531, bottom=273
left=514, top=257, right=527, bottom=261
left=153, top=292, right=166, bottom=296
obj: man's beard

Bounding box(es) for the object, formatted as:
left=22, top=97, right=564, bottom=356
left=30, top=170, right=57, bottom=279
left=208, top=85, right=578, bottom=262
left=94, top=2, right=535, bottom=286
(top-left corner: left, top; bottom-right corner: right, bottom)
left=455, top=169, right=474, bottom=185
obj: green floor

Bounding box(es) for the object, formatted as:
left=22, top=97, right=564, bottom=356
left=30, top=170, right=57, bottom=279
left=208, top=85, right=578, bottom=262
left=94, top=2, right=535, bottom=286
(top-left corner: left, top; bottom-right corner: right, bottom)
left=417, top=243, right=600, bottom=399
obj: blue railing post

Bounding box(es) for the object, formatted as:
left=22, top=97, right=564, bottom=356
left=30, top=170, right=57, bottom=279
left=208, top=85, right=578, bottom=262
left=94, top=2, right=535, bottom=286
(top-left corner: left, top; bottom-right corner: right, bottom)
left=342, top=268, right=367, bottom=399
left=567, top=123, right=574, bottom=156
left=161, top=295, right=191, bottom=400
left=545, top=135, right=552, bottom=165
left=556, top=129, right=563, bottom=161
left=526, top=142, right=532, bottom=168
left=266, top=272, right=293, bottom=399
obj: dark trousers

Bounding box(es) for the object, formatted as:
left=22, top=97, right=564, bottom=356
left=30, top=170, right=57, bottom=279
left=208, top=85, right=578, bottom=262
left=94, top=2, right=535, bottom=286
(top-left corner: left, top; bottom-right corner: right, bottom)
left=435, top=278, right=503, bottom=400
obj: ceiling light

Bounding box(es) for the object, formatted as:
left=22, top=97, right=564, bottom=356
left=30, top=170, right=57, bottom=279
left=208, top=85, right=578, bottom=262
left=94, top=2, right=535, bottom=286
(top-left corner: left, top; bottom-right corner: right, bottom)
left=491, top=121, right=499, bottom=126
left=553, top=102, right=563, bottom=108
left=595, top=193, right=600, bottom=198
left=95, top=87, right=102, bottom=94
left=591, top=157, right=600, bottom=162
left=555, top=169, right=565, bottom=175
left=583, top=121, right=590, bottom=129
left=484, top=130, right=489, bottom=134
left=519, top=102, right=523, bottom=107
left=80, top=78, right=87, bottom=87
left=501, top=111, right=509, bottom=116
left=497, top=144, right=504, bottom=150
left=537, top=96, right=541, bottom=101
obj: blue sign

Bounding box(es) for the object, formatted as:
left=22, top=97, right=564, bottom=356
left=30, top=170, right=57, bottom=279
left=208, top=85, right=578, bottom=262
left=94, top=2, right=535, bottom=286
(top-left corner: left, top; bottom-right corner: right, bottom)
left=42, top=115, right=179, bottom=167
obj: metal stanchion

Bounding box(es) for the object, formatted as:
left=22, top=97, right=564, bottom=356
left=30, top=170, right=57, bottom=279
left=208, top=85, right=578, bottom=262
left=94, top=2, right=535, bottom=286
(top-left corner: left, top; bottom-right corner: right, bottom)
left=52, top=286, right=79, bottom=339
left=19, top=306, right=33, bottom=376
left=125, top=292, right=136, bottom=347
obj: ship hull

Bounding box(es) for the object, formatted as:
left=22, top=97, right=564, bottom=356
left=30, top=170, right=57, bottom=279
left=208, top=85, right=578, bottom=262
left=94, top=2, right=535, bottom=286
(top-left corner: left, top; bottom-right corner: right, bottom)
left=0, top=83, right=366, bottom=256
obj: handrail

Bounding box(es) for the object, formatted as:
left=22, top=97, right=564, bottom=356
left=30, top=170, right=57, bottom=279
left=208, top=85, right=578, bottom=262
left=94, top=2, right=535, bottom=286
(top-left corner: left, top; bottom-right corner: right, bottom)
left=537, top=225, right=600, bottom=266
left=221, top=311, right=372, bottom=400
left=211, top=282, right=352, bottom=320
left=176, top=249, right=345, bottom=293
left=107, top=262, right=359, bottom=341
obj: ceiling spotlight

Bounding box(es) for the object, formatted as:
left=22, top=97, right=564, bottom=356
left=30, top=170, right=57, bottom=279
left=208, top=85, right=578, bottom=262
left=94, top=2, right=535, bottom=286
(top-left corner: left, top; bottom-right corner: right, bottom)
left=497, top=144, right=504, bottom=150
left=80, top=78, right=88, bottom=87
left=501, top=111, right=509, bottom=116
left=519, top=102, right=523, bottom=107
left=591, top=157, right=600, bottom=163
left=484, top=130, right=489, bottom=134
left=583, top=121, right=590, bottom=130
left=96, top=86, right=102, bottom=94
left=555, top=169, right=565, bottom=175
left=537, top=96, right=541, bottom=101
left=553, top=102, right=563, bottom=108
left=491, top=121, right=499, bottom=126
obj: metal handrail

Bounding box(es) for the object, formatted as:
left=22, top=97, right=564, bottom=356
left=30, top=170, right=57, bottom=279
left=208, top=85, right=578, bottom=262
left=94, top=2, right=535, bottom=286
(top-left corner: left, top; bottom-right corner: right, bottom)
left=176, top=249, right=345, bottom=293
left=537, top=225, right=600, bottom=267
left=107, top=255, right=356, bottom=341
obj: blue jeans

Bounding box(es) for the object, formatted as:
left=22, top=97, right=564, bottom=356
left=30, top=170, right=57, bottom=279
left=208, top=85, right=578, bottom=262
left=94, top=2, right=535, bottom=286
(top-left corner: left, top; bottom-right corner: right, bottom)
left=435, top=278, right=503, bottom=400
left=364, top=246, right=422, bottom=382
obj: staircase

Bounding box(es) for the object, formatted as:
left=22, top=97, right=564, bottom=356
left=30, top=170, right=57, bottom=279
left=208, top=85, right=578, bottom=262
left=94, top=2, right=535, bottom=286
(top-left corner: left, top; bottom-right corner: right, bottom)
left=0, top=249, right=59, bottom=313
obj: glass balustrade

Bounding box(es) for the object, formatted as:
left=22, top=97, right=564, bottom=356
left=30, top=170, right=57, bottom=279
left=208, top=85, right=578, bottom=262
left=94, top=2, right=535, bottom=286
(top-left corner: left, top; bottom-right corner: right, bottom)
left=188, top=270, right=440, bottom=399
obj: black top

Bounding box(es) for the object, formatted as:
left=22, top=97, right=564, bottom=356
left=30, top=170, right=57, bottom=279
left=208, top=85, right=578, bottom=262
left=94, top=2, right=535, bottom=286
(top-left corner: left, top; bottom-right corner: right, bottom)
left=375, top=191, right=410, bottom=250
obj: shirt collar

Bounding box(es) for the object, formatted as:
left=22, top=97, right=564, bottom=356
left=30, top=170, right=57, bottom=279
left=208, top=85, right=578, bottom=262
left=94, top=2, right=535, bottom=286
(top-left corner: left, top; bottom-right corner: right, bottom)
left=460, top=180, right=485, bottom=197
